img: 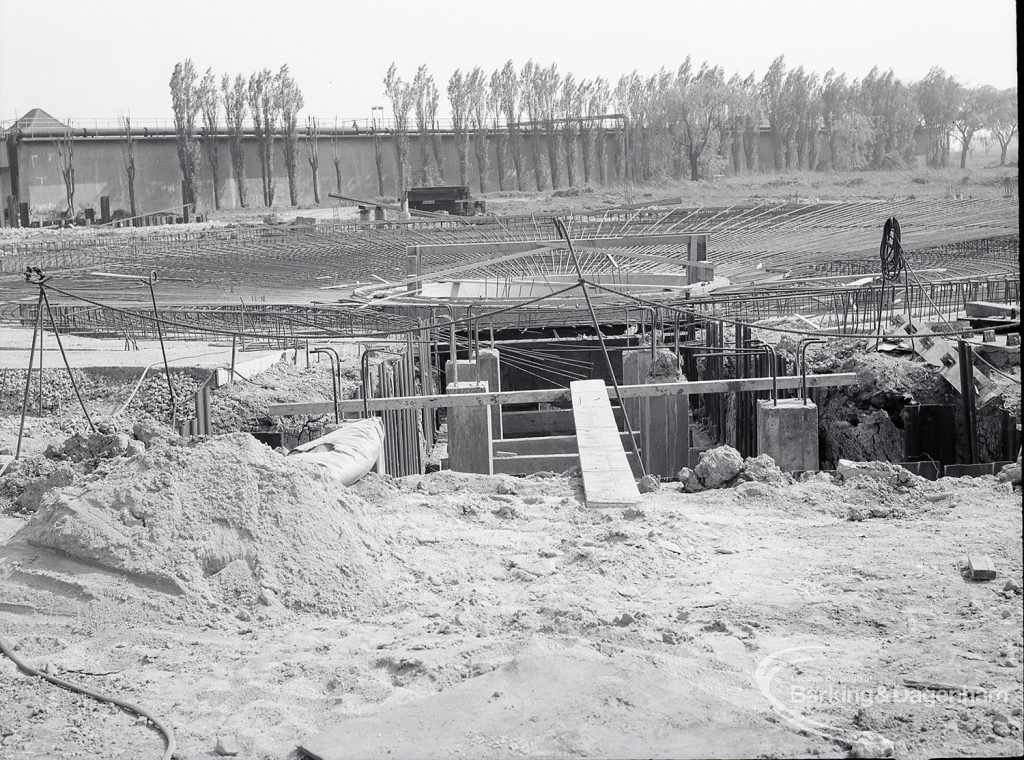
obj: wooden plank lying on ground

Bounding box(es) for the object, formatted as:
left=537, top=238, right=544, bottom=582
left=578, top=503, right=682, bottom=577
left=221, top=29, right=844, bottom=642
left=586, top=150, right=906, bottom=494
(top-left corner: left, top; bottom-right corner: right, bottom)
left=570, top=379, right=641, bottom=509
left=267, top=372, right=858, bottom=417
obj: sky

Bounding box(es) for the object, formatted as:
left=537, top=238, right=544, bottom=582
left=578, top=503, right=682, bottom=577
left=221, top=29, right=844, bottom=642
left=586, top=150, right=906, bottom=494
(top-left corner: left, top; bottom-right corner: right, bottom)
left=0, top=0, right=1017, bottom=124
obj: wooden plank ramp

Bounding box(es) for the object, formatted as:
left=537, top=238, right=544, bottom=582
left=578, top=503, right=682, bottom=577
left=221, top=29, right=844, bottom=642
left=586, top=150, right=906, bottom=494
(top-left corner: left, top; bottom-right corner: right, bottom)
left=570, top=380, right=641, bottom=509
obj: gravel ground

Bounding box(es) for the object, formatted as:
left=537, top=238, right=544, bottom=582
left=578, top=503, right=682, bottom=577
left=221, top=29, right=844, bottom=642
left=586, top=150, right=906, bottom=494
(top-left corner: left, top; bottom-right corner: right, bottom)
left=1, top=466, right=1021, bottom=759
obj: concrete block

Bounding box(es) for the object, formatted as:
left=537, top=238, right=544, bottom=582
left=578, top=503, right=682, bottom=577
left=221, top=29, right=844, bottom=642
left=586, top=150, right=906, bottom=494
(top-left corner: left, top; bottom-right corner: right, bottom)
left=968, top=555, right=996, bottom=580
left=641, top=390, right=689, bottom=479
left=445, top=359, right=479, bottom=386
left=447, top=381, right=492, bottom=474
left=476, top=348, right=502, bottom=439
left=756, top=398, right=818, bottom=473
left=621, top=350, right=651, bottom=430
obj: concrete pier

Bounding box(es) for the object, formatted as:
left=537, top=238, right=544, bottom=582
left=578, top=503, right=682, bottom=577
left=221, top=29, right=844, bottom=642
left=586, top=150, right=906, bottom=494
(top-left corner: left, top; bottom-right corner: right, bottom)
left=447, top=380, right=492, bottom=474
left=756, top=398, right=818, bottom=472
left=445, top=359, right=480, bottom=386
left=475, top=349, right=502, bottom=439
left=641, top=388, right=689, bottom=478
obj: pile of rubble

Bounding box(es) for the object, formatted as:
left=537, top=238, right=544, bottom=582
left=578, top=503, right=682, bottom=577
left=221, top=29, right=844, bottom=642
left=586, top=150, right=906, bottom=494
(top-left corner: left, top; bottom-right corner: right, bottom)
left=14, top=433, right=395, bottom=617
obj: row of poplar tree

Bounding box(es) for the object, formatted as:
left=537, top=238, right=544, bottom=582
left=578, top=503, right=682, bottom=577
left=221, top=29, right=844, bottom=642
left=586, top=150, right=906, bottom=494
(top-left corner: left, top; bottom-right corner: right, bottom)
left=165, top=56, right=1018, bottom=210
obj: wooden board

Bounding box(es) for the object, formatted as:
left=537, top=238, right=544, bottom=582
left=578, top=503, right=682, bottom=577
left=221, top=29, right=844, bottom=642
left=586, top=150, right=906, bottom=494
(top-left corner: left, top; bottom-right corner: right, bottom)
left=570, top=380, right=641, bottom=509
left=267, top=372, right=859, bottom=417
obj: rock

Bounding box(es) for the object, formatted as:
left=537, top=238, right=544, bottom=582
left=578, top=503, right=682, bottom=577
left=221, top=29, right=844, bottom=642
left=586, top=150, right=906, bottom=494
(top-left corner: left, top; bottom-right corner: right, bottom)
left=739, top=454, right=789, bottom=485
left=847, top=506, right=870, bottom=522
left=47, top=433, right=92, bottom=462
left=1003, top=579, right=1020, bottom=593
left=735, top=481, right=772, bottom=499
left=257, top=588, right=278, bottom=607
left=496, top=481, right=518, bottom=495
left=694, top=446, right=744, bottom=488
left=638, top=474, right=660, bottom=493
left=661, top=630, right=679, bottom=644
left=132, top=420, right=176, bottom=448
left=837, top=459, right=916, bottom=488
left=14, top=463, right=76, bottom=512
left=869, top=505, right=892, bottom=518
left=215, top=735, right=241, bottom=756
left=124, top=439, right=146, bottom=458
left=676, top=467, right=704, bottom=493
left=94, top=420, right=117, bottom=435
left=997, top=462, right=1021, bottom=485
left=90, top=433, right=130, bottom=459
left=850, top=730, right=895, bottom=758
left=614, top=612, right=636, bottom=626
left=992, top=721, right=1011, bottom=737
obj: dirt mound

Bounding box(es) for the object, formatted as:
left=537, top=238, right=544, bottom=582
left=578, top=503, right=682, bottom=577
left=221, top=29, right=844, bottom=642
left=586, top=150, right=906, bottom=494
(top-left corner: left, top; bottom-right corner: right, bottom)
left=14, top=433, right=393, bottom=616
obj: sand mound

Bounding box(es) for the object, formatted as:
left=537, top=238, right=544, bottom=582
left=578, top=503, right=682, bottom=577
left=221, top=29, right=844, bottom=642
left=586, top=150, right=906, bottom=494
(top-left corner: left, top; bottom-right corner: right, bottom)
left=15, top=433, right=393, bottom=616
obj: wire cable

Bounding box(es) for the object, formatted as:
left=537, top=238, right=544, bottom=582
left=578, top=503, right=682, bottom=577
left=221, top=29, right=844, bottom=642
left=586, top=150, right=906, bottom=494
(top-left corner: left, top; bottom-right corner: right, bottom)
left=0, top=635, right=176, bottom=760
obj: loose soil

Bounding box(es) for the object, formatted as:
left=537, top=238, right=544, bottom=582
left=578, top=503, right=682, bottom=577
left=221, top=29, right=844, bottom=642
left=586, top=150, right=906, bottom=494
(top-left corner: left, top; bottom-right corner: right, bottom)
left=1, top=461, right=1021, bottom=759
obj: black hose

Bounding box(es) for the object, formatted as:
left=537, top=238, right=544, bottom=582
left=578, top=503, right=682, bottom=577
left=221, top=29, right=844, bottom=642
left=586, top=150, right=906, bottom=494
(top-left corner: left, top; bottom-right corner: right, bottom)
left=880, top=216, right=905, bottom=282
left=0, top=634, right=176, bottom=760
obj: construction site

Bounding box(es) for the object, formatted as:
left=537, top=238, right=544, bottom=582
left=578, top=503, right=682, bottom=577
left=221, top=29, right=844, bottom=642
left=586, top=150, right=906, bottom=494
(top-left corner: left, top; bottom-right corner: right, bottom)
left=0, top=174, right=1019, bottom=759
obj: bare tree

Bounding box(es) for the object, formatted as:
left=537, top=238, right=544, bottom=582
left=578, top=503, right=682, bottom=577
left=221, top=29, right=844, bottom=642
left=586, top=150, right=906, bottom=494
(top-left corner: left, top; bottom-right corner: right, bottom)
left=561, top=74, right=587, bottom=187
left=488, top=69, right=507, bottom=191
left=520, top=60, right=546, bottom=189
left=588, top=77, right=611, bottom=184
left=221, top=73, right=248, bottom=207
left=493, top=60, right=524, bottom=190
left=413, top=65, right=441, bottom=184
left=448, top=69, right=473, bottom=186
left=330, top=118, right=343, bottom=193
left=170, top=59, right=202, bottom=210
left=760, top=56, right=787, bottom=171
left=384, top=63, right=417, bottom=196
left=53, top=124, right=75, bottom=218
left=119, top=115, right=137, bottom=222
left=670, top=62, right=730, bottom=181
left=468, top=67, right=490, bottom=193
left=278, top=65, right=305, bottom=206
left=371, top=113, right=385, bottom=198
left=304, top=116, right=321, bottom=204
left=198, top=67, right=221, bottom=210
left=533, top=63, right=562, bottom=187
left=247, top=68, right=279, bottom=206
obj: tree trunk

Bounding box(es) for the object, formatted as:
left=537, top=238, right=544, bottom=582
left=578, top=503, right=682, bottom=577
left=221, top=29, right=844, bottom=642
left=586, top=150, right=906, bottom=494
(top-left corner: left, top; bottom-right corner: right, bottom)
left=127, top=175, right=137, bottom=218
left=999, top=142, right=1008, bottom=166
left=457, top=136, right=469, bottom=186
left=311, top=165, right=320, bottom=204
left=509, top=130, right=525, bottom=191
left=494, top=133, right=507, bottom=191
left=419, top=134, right=431, bottom=185
left=374, top=137, right=385, bottom=197
left=546, top=132, right=560, bottom=189
left=531, top=132, right=544, bottom=190
left=473, top=133, right=488, bottom=194
left=596, top=127, right=606, bottom=185
left=689, top=148, right=700, bottom=182
left=431, top=134, right=446, bottom=181
left=334, top=158, right=343, bottom=193
left=960, top=142, right=968, bottom=169
left=232, top=143, right=246, bottom=208
left=581, top=130, right=592, bottom=185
